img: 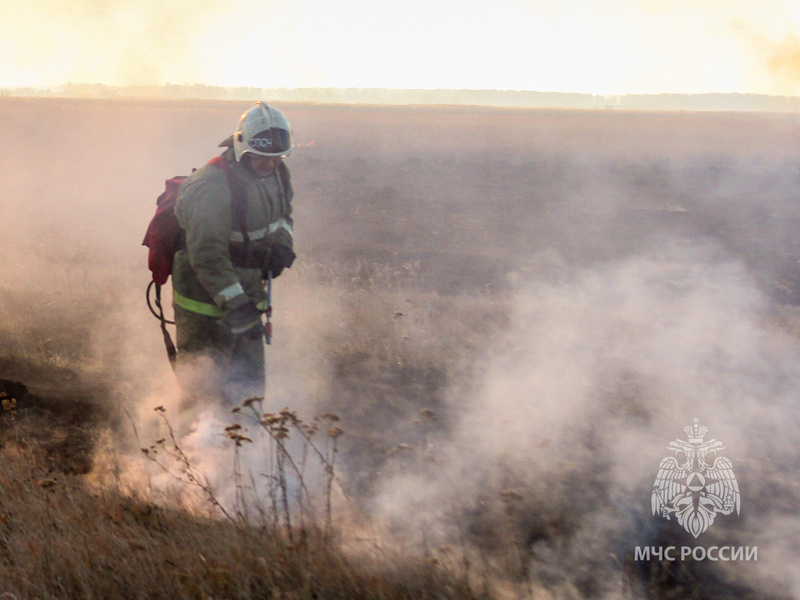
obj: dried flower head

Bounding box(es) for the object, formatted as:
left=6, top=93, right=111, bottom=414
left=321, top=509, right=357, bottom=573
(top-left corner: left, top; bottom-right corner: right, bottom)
left=227, top=433, right=253, bottom=445
left=242, top=396, right=264, bottom=408
left=279, top=408, right=299, bottom=422
left=261, top=414, right=284, bottom=425
left=328, top=426, right=345, bottom=439
left=301, top=423, right=318, bottom=437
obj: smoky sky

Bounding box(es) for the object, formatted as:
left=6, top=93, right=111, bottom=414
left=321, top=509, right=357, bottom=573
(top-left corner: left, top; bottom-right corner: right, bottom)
left=2, top=0, right=800, bottom=94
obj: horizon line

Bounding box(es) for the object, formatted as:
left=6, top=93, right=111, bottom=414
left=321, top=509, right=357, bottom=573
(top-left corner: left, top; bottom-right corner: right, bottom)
left=3, top=84, right=800, bottom=113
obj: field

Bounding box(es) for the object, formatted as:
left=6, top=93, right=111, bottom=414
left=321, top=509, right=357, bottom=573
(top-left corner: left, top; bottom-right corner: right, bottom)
left=1, top=97, right=800, bottom=598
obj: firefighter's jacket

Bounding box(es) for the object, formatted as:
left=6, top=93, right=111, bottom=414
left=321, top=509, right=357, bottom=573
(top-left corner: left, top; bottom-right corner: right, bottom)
left=172, top=148, right=293, bottom=318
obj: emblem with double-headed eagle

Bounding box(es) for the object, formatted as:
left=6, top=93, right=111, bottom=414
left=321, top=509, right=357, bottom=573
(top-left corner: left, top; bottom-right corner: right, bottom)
left=651, top=418, right=740, bottom=538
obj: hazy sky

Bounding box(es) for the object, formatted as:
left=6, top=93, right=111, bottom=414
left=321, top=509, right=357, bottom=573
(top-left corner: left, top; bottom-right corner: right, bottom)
left=2, top=0, right=800, bottom=95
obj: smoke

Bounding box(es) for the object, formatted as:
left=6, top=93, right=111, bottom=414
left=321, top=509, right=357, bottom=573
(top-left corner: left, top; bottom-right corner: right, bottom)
left=364, top=244, right=800, bottom=597
left=4, top=98, right=800, bottom=597
left=767, top=34, right=800, bottom=94
left=734, top=24, right=800, bottom=96
left=341, top=151, right=800, bottom=597
left=0, top=0, right=232, bottom=87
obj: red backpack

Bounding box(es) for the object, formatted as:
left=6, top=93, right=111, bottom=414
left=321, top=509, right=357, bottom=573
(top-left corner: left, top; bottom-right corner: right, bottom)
left=143, top=174, right=188, bottom=286
left=142, top=155, right=245, bottom=285
left=142, top=155, right=245, bottom=368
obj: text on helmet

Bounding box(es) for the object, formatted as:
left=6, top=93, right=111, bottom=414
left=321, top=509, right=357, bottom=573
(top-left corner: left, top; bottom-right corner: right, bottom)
left=249, top=133, right=275, bottom=150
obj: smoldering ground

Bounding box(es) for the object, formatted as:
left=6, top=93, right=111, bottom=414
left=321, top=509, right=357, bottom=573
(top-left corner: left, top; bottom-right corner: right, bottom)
left=2, top=98, right=800, bottom=598
left=371, top=244, right=800, bottom=598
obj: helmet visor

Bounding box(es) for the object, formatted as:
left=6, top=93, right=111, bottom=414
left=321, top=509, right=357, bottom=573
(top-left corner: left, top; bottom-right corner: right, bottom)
left=247, top=127, right=292, bottom=156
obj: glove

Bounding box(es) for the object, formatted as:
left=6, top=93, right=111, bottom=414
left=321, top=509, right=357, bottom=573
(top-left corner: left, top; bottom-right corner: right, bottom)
left=223, top=301, right=263, bottom=340
left=264, top=244, right=296, bottom=278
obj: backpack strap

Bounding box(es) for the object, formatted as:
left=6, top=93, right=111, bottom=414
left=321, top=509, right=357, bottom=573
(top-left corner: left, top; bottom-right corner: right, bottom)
left=208, top=155, right=249, bottom=247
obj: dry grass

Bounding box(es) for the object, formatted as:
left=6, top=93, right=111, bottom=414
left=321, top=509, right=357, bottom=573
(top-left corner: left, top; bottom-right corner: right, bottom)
left=0, top=251, right=510, bottom=599
left=0, top=443, right=487, bottom=599
left=0, top=379, right=504, bottom=600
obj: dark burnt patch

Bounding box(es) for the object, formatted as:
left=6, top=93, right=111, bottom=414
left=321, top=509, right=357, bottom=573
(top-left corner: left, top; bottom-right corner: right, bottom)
left=0, top=376, right=107, bottom=475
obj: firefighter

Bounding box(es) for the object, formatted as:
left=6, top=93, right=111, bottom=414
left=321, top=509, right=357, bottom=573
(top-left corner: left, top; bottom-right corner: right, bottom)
left=172, top=102, right=295, bottom=408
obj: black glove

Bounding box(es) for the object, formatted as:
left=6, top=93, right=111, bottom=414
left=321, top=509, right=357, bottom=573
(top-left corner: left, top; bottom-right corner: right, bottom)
left=264, top=245, right=296, bottom=278
left=223, top=301, right=263, bottom=340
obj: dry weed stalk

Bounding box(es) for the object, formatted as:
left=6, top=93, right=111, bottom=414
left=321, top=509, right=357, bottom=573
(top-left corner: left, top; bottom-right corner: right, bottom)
left=143, top=400, right=349, bottom=547
left=141, top=406, right=236, bottom=524
left=499, top=488, right=534, bottom=600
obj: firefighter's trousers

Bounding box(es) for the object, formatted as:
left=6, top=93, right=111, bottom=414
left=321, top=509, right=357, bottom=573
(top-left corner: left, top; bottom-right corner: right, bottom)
left=173, top=304, right=265, bottom=409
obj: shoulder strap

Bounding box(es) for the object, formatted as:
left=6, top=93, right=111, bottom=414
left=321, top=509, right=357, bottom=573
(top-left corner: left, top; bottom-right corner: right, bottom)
left=208, top=155, right=249, bottom=247
left=276, top=161, right=292, bottom=203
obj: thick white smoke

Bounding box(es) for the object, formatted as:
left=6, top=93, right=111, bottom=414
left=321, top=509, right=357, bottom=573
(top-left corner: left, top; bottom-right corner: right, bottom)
left=367, top=239, right=800, bottom=597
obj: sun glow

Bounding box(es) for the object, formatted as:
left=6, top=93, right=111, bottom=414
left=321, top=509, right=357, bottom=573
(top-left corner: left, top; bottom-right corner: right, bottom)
left=1, top=0, right=799, bottom=95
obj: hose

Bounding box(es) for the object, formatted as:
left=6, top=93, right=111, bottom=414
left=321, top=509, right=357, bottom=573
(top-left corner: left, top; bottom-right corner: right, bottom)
left=146, top=280, right=176, bottom=325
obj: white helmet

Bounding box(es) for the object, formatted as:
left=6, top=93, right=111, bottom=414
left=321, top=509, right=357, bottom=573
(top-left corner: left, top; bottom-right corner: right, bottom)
left=233, top=102, right=293, bottom=161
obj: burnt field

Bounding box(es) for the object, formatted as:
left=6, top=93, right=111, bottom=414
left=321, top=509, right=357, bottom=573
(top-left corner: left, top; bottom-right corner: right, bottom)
left=1, top=97, right=800, bottom=598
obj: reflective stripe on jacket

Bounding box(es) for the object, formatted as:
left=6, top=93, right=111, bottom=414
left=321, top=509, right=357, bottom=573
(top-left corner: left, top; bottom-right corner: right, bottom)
left=172, top=289, right=270, bottom=317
